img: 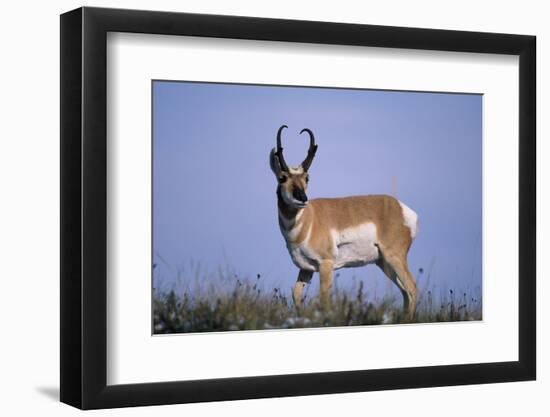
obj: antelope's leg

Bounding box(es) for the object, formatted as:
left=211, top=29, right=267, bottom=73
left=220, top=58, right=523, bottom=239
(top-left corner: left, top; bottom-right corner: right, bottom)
left=318, top=260, right=334, bottom=308
left=376, top=248, right=417, bottom=320
left=393, top=259, right=417, bottom=320
left=292, top=269, right=313, bottom=309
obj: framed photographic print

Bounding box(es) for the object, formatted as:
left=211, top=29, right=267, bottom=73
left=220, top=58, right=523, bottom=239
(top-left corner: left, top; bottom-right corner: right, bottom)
left=60, top=6, right=536, bottom=409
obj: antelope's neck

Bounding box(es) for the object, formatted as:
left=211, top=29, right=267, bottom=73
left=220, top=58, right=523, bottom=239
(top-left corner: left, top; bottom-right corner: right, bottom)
left=277, top=188, right=305, bottom=239
left=277, top=187, right=296, bottom=218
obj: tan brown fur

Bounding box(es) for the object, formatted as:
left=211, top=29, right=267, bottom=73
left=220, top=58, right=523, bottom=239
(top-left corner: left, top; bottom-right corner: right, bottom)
left=286, top=195, right=413, bottom=258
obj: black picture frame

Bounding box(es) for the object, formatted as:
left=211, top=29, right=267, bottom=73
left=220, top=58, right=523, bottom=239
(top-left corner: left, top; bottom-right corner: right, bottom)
left=60, top=6, right=536, bottom=410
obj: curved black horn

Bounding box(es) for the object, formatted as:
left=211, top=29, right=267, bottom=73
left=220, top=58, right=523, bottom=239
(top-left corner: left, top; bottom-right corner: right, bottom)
left=300, top=128, right=318, bottom=171
left=275, top=125, right=289, bottom=172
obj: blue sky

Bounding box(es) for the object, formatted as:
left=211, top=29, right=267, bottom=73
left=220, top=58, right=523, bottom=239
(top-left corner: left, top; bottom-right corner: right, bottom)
left=152, top=81, right=482, bottom=301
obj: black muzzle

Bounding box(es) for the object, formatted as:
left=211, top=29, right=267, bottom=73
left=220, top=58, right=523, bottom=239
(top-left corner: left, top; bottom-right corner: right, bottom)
left=292, top=188, right=308, bottom=203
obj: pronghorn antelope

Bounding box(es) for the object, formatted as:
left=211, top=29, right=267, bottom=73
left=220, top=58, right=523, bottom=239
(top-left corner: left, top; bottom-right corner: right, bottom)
left=270, top=125, right=419, bottom=319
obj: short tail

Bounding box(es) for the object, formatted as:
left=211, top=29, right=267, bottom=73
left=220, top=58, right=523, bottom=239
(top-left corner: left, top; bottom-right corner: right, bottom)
left=399, top=201, right=419, bottom=239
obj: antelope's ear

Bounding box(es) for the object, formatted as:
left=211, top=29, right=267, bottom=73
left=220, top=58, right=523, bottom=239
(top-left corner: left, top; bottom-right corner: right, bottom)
left=270, top=147, right=283, bottom=177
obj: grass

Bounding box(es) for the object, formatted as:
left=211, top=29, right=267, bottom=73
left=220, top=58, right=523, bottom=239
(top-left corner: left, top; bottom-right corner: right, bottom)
left=152, top=272, right=482, bottom=334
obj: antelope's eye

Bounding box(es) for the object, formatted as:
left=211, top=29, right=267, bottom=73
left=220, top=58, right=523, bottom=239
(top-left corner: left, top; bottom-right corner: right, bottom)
left=305, top=176, right=309, bottom=183
left=278, top=175, right=287, bottom=184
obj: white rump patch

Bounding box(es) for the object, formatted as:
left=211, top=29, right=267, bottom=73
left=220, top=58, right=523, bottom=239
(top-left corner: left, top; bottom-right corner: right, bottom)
left=399, top=201, right=419, bottom=239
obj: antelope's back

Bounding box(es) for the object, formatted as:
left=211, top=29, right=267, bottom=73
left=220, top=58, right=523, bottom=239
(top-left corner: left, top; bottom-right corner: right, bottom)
left=309, top=195, right=418, bottom=248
